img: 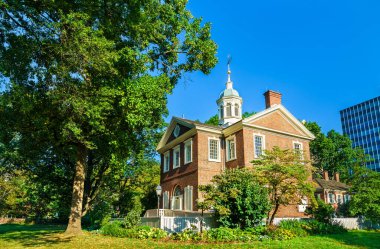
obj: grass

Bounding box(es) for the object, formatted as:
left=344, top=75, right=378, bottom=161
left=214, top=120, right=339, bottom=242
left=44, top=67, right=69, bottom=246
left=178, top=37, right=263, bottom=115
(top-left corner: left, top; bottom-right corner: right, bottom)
left=0, top=224, right=379, bottom=249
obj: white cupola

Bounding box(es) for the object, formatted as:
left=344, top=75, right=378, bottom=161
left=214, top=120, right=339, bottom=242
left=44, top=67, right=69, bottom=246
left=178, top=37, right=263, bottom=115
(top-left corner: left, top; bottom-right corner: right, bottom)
left=216, top=62, right=243, bottom=126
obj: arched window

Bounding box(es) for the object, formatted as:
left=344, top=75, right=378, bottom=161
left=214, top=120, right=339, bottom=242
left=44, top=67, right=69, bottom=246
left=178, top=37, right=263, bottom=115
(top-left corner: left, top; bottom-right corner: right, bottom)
left=226, top=103, right=232, bottom=117
left=235, top=104, right=239, bottom=116
left=219, top=105, right=224, bottom=119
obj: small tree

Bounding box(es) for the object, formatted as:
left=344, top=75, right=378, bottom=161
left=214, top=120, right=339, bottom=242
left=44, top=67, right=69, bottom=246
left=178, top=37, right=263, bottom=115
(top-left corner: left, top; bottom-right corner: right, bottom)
left=251, top=146, right=314, bottom=225
left=198, top=168, right=270, bottom=229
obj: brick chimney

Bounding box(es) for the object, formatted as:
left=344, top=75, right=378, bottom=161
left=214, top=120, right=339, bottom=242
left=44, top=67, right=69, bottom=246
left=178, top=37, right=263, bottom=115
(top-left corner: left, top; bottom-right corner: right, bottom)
left=264, top=90, right=282, bottom=108
left=323, top=171, right=329, bottom=181
left=334, top=172, right=340, bottom=182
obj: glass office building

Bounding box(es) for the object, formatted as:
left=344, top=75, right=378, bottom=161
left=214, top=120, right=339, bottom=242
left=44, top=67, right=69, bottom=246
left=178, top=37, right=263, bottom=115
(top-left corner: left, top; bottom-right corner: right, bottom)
left=340, top=96, right=380, bottom=172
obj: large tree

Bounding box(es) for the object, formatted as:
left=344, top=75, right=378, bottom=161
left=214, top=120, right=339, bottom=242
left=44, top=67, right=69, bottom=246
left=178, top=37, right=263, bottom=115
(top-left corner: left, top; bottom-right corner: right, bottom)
left=251, top=146, right=314, bottom=225
left=304, top=121, right=368, bottom=180
left=0, top=0, right=217, bottom=234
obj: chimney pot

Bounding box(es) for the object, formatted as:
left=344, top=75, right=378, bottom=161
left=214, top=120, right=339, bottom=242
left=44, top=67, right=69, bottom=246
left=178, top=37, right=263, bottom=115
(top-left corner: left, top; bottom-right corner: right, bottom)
left=323, top=171, right=329, bottom=181
left=334, top=172, right=340, bottom=182
left=264, top=90, right=282, bottom=108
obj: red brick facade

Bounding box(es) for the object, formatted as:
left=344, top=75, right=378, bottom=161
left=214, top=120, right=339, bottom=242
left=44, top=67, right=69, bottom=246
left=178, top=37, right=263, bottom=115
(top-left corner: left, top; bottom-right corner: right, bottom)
left=157, top=91, right=315, bottom=218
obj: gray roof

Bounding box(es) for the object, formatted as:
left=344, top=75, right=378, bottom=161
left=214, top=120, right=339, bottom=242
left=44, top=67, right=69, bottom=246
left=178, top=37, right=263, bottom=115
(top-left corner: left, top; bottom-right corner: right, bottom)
left=314, top=178, right=350, bottom=191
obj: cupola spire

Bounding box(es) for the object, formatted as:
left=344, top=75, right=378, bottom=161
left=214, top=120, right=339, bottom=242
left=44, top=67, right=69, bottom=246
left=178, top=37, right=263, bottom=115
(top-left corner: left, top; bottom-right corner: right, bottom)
left=226, top=55, right=233, bottom=89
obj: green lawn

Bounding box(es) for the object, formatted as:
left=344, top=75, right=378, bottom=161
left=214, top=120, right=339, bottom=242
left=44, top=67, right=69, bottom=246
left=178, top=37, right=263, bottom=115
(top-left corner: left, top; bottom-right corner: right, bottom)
left=0, top=224, right=379, bottom=249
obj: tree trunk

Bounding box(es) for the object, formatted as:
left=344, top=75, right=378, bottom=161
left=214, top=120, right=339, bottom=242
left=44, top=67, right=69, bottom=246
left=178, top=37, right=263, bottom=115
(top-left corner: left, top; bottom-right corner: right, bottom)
left=269, top=203, right=280, bottom=226
left=65, top=144, right=87, bottom=235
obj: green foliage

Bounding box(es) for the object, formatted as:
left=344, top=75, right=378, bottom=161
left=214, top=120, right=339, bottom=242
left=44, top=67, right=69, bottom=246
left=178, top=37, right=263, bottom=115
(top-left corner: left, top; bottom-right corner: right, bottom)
left=349, top=167, right=380, bottom=223
left=251, top=146, right=314, bottom=225
left=204, top=114, right=219, bottom=126
left=171, top=228, right=204, bottom=241
left=123, top=210, right=142, bottom=229
left=278, top=220, right=309, bottom=237
left=100, top=222, right=167, bottom=239
left=0, top=0, right=217, bottom=231
left=205, top=227, right=254, bottom=242
left=203, top=111, right=256, bottom=126
left=306, top=199, right=335, bottom=223
left=304, top=122, right=370, bottom=180
left=266, top=227, right=296, bottom=240
left=199, top=168, right=271, bottom=229
left=305, top=220, right=347, bottom=235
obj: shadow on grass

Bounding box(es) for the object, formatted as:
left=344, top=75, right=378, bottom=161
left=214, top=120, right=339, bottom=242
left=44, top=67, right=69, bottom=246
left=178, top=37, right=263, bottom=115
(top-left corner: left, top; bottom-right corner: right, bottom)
left=0, top=224, right=72, bottom=247
left=324, top=230, right=380, bottom=249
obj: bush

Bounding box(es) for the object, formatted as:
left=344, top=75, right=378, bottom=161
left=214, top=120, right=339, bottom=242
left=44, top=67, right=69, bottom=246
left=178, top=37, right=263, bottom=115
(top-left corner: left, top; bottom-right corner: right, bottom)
left=306, top=220, right=347, bottom=235
left=306, top=199, right=335, bottom=223
left=266, top=226, right=296, bottom=240
left=244, top=225, right=267, bottom=235
left=122, top=209, right=142, bottom=229
left=278, top=220, right=308, bottom=237
left=171, top=229, right=204, bottom=241
left=99, top=222, right=167, bottom=239
left=206, top=227, right=256, bottom=242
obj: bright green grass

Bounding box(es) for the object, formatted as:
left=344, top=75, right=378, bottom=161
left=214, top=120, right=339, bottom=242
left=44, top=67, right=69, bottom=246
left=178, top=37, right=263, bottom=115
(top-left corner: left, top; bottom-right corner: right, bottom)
left=0, top=224, right=379, bottom=249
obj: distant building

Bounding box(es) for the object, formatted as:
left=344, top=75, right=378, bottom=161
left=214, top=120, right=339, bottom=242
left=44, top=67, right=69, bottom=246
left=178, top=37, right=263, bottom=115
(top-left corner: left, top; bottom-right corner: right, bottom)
left=156, top=65, right=315, bottom=217
left=314, top=171, right=350, bottom=208
left=340, top=96, right=380, bottom=172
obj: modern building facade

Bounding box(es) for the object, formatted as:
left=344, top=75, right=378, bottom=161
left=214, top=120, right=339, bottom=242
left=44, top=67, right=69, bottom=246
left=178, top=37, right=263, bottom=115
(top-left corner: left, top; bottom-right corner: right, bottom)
left=340, top=96, right=380, bottom=172
left=156, top=67, right=315, bottom=217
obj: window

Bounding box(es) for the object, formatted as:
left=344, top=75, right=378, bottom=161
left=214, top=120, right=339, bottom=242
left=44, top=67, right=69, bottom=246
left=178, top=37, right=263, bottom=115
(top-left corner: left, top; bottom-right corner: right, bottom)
left=163, top=151, right=170, bottom=172
left=184, top=139, right=192, bottom=164
left=293, top=141, right=303, bottom=159
left=344, top=194, right=350, bottom=203
left=219, top=105, right=224, bottom=119
left=226, top=137, right=236, bottom=161
left=163, top=191, right=169, bottom=209
left=208, top=138, right=220, bottom=161
left=173, top=145, right=180, bottom=168
left=328, top=193, right=335, bottom=204
left=184, top=186, right=193, bottom=211
left=337, top=194, right=342, bottom=204
left=226, top=103, right=232, bottom=116
left=235, top=104, right=239, bottom=116
left=254, top=134, right=265, bottom=158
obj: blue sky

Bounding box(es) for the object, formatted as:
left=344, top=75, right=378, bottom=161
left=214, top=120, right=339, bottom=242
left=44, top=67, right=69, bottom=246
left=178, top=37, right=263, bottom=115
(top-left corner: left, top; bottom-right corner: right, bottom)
left=166, top=0, right=380, bottom=133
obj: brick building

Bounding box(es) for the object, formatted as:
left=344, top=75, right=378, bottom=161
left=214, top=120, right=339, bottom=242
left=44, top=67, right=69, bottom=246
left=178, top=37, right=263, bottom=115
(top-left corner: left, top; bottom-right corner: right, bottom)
left=156, top=68, right=315, bottom=217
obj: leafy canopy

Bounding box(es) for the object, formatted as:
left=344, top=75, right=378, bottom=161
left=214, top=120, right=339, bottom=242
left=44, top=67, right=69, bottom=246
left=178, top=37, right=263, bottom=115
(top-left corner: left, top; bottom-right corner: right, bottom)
left=251, top=146, right=314, bottom=225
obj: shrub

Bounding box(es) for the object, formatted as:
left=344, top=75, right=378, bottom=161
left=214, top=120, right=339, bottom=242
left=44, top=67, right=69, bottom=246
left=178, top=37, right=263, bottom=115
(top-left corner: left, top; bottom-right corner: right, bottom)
left=278, top=220, right=308, bottom=237
left=306, top=220, right=347, bottom=235
left=267, top=227, right=296, bottom=240
left=100, top=221, right=132, bottom=237
left=122, top=209, right=142, bottom=229
left=171, top=229, right=204, bottom=241
left=244, top=225, right=267, bottom=235
left=99, top=222, right=167, bottom=239
left=205, top=227, right=256, bottom=242
left=306, top=199, right=335, bottom=223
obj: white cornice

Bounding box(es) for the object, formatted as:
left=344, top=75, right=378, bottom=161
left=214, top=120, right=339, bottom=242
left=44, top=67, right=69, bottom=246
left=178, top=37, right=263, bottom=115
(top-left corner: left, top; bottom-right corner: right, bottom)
left=157, top=128, right=197, bottom=154
left=243, top=105, right=315, bottom=139
left=243, top=123, right=313, bottom=140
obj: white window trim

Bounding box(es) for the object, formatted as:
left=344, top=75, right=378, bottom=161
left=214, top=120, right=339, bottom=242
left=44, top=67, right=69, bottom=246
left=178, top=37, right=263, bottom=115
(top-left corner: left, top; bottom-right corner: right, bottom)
left=184, top=139, right=193, bottom=165
left=226, top=136, right=237, bottom=162
left=163, top=151, right=170, bottom=173
left=208, top=137, right=221, bottom=162
left=253, top=133, right=266, bottom=159
left=173, top=145, right=181, bottom=169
